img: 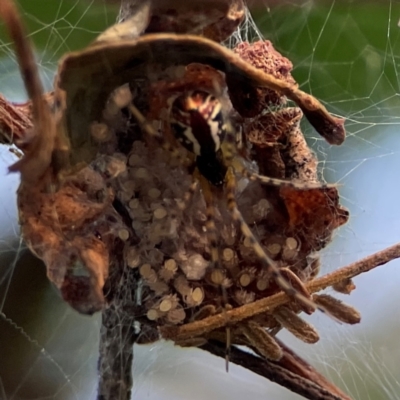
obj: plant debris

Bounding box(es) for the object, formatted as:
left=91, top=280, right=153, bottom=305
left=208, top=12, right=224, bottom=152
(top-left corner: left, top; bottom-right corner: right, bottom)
left=0, top=1, right=398, bottom=400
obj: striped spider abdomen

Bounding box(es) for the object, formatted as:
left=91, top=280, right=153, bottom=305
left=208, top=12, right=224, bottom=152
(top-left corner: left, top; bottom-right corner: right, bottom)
left=170, top=90, right=227, bottom=187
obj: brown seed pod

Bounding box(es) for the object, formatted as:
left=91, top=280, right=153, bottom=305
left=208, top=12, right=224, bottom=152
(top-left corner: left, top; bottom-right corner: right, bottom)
left=313, top=294, right=361, bottom=324
left=273, top=306, right=320, bottom=344
left=333, top=278, right=356, bottom=294
left=239, top=320, right=283, bottom=361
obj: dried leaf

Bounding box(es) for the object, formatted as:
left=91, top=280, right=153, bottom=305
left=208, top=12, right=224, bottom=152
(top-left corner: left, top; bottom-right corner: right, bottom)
left=17, top=166, right=126, bottom=314
left=280, top=187, right=349, bottom=252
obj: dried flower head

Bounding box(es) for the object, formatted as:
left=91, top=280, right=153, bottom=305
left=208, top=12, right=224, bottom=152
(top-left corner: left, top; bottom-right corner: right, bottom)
left=3, top=2, right=398, bottom=400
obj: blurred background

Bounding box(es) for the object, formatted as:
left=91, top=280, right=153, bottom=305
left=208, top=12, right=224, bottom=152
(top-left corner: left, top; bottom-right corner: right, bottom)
left=1, top=1, right=400, bottom=399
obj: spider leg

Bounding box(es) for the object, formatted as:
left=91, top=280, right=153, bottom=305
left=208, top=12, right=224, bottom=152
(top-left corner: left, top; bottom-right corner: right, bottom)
left=196, top=172, right=233, bottom=371
left=128, top=103, right=158, bottom=138
left=127, top=101, right=200, bottom=238
left=222, top=121, right=335, bottom=191
left=241, top=169, right=335, bottom=190
left=184, top=179, right=199, bottom=202
left=176, top=180, right=199, bottom=212
left=197, top=175, right=220, bottom=271
left=128, top=103, right=187, bottom=164
left=167, top=179, right=199, bottom=243
left=221, top=122, right=344, bottom=320
left=222, top=123, right=329, bottom=316
left=225, top=325, right=231, bottom=372
left=225, top=166, right=325, bottom=314
left=178, top=167, right=233, bottom=369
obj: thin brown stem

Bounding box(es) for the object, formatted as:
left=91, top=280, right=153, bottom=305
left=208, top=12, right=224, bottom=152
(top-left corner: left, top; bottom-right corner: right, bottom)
left=97, top=306, right=136, bottom=400
left=201, top=340, right=350, bottom=400
left=0, top=94, right=32, bottom=145
left=0, top=0, right=59, bottom=184
left=160, top=242, right=400, bottom=340
left=0, top=0, right=44, bottom=115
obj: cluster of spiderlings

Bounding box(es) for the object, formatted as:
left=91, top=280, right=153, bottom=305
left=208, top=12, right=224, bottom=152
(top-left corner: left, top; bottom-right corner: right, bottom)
left=84, top=40, right=349, bottom=352
left=89, top=95, right=292, bottom=323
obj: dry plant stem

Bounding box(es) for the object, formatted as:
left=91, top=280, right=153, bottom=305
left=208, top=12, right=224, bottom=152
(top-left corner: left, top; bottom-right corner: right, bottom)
left=97, top=239, right=140, bottom=400
left=0, top=94, right=32, bottom=145
left=98, top=306, right=136, bottom=400
left=274, top=338, right=352, bottom=400
left=161, top=242, right=400, bottom=340
left=0, top=0, right=44, bottom=114
left=201, top=340, right=347, bottom=400
left=0, top=0, right=60, bottom=184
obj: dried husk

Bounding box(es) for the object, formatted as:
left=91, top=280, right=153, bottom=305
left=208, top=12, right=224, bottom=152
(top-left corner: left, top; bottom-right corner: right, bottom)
left=45, top=36, right=349, bottom=353
left=56, top=33, right=345, bottom=169
left=17, top=166, right=128, bottom=313
left=117, top=0, right=245, bottom=42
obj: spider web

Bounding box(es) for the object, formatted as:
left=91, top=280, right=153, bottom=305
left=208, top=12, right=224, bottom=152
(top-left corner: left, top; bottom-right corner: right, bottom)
left=1, top=1, right=400, bottom=399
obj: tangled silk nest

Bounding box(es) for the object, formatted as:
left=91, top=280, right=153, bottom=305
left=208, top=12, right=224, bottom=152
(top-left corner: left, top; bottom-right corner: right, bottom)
left=1, top=0, right=377, bottom=399
left=16, top=0, right=353, bottom=353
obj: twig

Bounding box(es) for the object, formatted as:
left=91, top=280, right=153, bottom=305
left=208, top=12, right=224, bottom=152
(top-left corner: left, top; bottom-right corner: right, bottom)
left=97, top=236, right=140, bottom=400
left=201, top=340, right=348, bottom=400
left=0, top=94, right=32, bottom=145
left=274, top=338, right=353, bottom=400
left=97, top=306, right=136, bottom=400
left=0, top=0, right=61, bottom=184
left=161, top=242, right=400, bottom=340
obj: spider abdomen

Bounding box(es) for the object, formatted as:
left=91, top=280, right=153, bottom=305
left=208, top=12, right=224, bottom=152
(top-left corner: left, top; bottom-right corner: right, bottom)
left=171, top=90, right=225, bottom=154
left=170, top=90, right=227, bottom=186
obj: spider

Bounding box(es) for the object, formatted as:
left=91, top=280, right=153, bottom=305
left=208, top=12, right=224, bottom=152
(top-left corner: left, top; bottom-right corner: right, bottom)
left=128, top=87, right=331, bottom=317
